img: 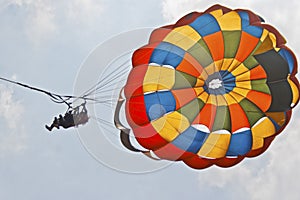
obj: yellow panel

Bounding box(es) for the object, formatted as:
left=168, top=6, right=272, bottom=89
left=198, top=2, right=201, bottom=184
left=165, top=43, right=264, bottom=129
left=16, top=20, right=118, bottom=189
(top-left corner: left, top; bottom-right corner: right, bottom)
left=195, top=78, right=205, bottom=87
left=198, top=132, right=231, bottom=158
left=217, top=11, right=241, bottom=31
left=199, top=69, right=208, bottom=80
left=235, top=80, right=252, bottom=90
left=143, top=66, right=175, bottom=93
left=235, top=71, right=251, bottom=82
left=198, top=91, right=209, bottom=103
left=269, top=32, right=277, bottom=48
left=210, top=9, right=223, bottom=19
left=167, top=111, right=190, bottom=132
left=232, top=87, right=250, bottom=98
left=252, top=137, right=264, bottom=151
left=216, top=95, right=228, bottom=106
left=288, top=75, right=300, bottom=105
left=227, top=91, right=244, bottom=103
left=221, top=58, right=241, bottom=72
left=227, top=59, right=242, bottom=72
left=231, top=63, right=249, bottom=77
left=203, top=63, right=217, bottom=76
left=260, top=29, right=269, bottom=42
left=251, top=117, right=276, bottom=150
left=255, top=37, right=272, bottom=55
left=151, top=111, right=190, bottom=142
left=206, top=94, right=217, bottom=105
left=224, top=93, right=238, bottom=105
left=194, top=86, right=205, bottom=96
left=163, top=25, right=201, bottom=50
left=214, top=60, right=224, bottom=71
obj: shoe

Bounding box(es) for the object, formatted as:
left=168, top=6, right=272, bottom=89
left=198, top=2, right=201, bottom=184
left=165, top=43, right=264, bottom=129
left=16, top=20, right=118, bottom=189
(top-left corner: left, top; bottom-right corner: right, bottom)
left=45, top=125, right=52, bottom=131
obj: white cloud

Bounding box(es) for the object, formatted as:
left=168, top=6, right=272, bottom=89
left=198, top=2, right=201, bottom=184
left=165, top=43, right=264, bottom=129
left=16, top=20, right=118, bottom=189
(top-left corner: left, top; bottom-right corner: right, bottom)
left=1, top=0, right=105, bottom=45
left=0, top=83, right=27, bottom=156
left=66, top=0, right=104, bottom=25
left=198, top=117, right=300, bottom=200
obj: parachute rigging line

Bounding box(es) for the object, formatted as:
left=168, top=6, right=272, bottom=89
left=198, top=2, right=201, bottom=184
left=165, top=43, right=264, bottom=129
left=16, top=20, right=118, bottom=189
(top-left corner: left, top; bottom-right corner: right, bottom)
left=0, top=76, right=95, bottom=108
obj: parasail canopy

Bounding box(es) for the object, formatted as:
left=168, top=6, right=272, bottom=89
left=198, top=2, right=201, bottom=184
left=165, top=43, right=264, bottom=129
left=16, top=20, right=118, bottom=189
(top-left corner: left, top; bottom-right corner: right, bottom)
left=120, top=4, right=300, bottom=169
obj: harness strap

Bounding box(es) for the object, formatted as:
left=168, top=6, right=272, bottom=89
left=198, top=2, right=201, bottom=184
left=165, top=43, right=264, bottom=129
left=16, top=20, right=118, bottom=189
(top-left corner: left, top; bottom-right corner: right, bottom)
left=113, top=88, right=159, bottom=160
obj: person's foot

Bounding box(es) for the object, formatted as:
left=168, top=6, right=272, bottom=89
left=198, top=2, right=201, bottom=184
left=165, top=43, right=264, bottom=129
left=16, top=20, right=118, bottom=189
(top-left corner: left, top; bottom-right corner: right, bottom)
left=45, top=125, right=52, bottom=131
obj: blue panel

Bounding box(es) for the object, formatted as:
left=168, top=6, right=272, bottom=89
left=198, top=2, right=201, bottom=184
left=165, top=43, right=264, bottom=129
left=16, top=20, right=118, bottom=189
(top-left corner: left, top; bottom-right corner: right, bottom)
left=238, top=11, right=250, bottom=23
left=189, top=14, right=220, bottom=36
left=238, top=11, right=263, bottom=38
left=279, top=49, right=295, bottom=73
left=226, top=129, right=252, bottom=156
left=171, top=127, right=208, bottom=153
left=150, top=42, right=185, bottom=67
left=144, top=91, right=176, bottom=121
left=243, top=26, right=263, bottom=38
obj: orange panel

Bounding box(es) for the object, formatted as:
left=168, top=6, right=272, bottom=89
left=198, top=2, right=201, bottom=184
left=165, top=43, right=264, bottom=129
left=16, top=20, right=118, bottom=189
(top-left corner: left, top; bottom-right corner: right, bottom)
left=171, top=88, right=197, bottom=109
left=235, top=32, right=260, bottom=62
left=193, top=104, right=217, bottom=130
left=176, top=53, right=203, bottom=77
left=250, top=65, right=267, bottom=80
left=246, top=90, right=272, bottom=112
left=228, top=103, right=250, bottom=132
left=203, top=31, right=224, bottom=61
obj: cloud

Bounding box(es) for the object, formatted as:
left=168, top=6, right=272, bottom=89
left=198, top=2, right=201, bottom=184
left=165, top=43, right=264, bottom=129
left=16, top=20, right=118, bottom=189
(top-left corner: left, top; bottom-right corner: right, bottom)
left=197, top=116, right=300, bottom=200
left=0, top=83, right=27, bottom=156
left=1, top=0, right=105, bottom=45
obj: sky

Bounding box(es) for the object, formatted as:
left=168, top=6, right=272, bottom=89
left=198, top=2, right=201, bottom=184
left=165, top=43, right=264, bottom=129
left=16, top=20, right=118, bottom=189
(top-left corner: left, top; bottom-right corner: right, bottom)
left=1, top=0, right=300, bottom=199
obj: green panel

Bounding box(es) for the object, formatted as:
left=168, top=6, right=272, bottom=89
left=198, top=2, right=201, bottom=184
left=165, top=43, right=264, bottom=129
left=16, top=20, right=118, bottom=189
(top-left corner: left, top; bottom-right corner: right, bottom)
left=243, top=56, right=259, bottom=69
left=187, top=39, right=213, bottom=67
left=173, top=71, right=197, bottom=89
left=212, top=106, right=231, bottom=131
left=239, top=99, right=265, bottom=126
left=223, top=31, right=241, bottom=58
left=178, top=98, right=204, bottom=123
left=251, top=79, right=271, bottom=94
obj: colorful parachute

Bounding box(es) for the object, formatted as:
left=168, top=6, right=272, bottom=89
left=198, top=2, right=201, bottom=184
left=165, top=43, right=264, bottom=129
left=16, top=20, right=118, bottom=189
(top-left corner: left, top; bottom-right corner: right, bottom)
left=121, top=4, right=300, bottom=169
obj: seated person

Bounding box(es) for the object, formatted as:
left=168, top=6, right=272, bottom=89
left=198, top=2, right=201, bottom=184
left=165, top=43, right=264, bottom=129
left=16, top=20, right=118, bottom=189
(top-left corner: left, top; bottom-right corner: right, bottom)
left=45, top=103, right=89, bottom=131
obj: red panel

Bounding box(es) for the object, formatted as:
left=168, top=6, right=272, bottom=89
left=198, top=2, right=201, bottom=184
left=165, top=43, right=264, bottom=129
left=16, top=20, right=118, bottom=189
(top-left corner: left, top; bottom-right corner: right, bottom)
left=183, top=155, right=213, bottom=169
left=215, top=156, right=244, bottom=168
left=149, top=26, right=173, bottom=43
left=174, top=12, right=202, bottom=27
left=131, top=43, right=158, bottom=67
left=246, top=136, right=275, bottom=157
left=124, top=64, right=148, bottom=98
left=133, top=124, right=168, bottom=150
left=125, top=96, right=148, bottom=127
left=154, top=143, right=195, bottom=161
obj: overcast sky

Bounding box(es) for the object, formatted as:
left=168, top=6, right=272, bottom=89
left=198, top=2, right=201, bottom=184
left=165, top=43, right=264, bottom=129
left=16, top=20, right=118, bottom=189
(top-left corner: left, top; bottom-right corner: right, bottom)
left=1, top=1, right=300, bottom=200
